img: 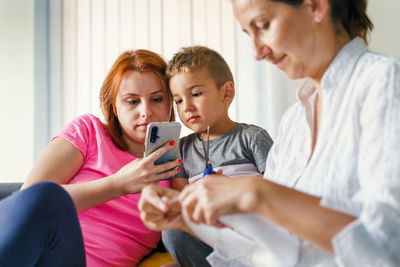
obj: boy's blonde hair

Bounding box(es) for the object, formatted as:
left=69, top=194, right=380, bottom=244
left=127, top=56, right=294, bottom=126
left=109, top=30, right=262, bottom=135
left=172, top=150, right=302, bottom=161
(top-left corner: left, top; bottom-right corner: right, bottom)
left=166, top=46, right=234, bottom=88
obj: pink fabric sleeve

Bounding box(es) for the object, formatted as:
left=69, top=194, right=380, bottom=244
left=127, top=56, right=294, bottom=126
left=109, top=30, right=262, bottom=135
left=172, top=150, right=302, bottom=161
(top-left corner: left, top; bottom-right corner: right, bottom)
left=52, top=114, right=94, bottom=157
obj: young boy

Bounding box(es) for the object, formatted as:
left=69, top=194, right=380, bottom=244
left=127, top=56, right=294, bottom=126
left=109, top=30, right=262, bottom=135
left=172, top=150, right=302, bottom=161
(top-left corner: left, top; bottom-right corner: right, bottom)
left=162, top=46, right=273, bottom=266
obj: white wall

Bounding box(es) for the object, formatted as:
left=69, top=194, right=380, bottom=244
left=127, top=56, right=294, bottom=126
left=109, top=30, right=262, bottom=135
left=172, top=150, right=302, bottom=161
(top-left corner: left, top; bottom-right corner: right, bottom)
left=55, top=0, right=243, bottom=140
left=368, top=0, right=400, bottom=58
left=0, top=0, right=34, bottom=182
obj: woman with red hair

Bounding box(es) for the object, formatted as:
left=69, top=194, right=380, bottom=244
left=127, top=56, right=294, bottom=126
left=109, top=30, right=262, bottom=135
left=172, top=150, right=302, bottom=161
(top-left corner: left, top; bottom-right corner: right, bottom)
left=0, top=49, right=180, bottom=266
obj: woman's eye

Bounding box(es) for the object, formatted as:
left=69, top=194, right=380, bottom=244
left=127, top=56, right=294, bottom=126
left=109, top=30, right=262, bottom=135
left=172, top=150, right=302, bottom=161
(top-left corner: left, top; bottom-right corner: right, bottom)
left=128, top=99, right=139, bottom=105
left=174, top=99, right=182, bottom=105
left=152, top=97, right=163, bottom=103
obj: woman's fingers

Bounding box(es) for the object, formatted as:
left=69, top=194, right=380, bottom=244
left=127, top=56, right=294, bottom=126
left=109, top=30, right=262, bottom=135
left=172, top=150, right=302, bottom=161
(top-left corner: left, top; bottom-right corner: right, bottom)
left=144, top=214, right=182, bottom=231
left=180, top=184, right=202, bottom=223
left=146, top=165, right=180, bottom=183
left=146, top=140, right=176, bottom=163
left=114, top=142, right=181, bottom=194
left=141, top=207, right=165, bottom=222
left=179, top=180, right=195, bottom=201
left=139, top=185, right=179, bottom=213
left=143, top=140, right=182, bottom=181
left=191, top=198, right=206, bottom=224
left=139, top=185, right=183, bottom=231
left=139, top=185, right=168, bottom=212
left=191, top=184, right=219, bottom=225
left=140, top=203, right=169, bottom=231
left=155, top=158, right=182, bottom=176
left=179, top=176, right=243, bottom=226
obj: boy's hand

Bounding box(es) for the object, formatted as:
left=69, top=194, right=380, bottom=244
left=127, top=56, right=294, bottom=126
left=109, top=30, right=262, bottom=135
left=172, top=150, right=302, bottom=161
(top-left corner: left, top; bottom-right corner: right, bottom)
left=139, top=185, right=184, bottom=231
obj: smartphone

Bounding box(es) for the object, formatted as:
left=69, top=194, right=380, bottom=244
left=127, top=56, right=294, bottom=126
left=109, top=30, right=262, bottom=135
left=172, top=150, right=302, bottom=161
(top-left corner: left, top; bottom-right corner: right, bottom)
left=144, top=122, right=181, bottom=166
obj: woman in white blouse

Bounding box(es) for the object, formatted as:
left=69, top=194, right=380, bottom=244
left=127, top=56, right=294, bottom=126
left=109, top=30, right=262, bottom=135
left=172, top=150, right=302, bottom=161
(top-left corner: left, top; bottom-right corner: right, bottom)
left=139, top=0, right=400, bottom=266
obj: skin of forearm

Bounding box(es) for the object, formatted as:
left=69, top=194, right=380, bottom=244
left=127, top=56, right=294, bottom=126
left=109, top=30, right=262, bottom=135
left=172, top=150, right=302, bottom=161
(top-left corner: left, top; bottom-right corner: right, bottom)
left=171, top=177, right=189, bottom=191
left=178, top=222, right=195, bottom=236
left=61, top=176, right=122, bottom=212
left=253, top=179, right=355, bottom=253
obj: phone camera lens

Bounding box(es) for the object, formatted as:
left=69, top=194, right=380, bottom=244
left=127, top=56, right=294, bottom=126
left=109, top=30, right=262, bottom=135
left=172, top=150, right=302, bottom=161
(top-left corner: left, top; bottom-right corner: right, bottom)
left=150, top=126, right=159, bottom=143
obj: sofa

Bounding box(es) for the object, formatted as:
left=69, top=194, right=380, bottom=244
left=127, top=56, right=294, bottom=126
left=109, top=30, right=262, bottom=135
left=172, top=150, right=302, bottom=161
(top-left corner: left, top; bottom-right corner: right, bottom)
left=0, top=182, right=22, bottom=200
left=0, top=182, right=175, bottom=267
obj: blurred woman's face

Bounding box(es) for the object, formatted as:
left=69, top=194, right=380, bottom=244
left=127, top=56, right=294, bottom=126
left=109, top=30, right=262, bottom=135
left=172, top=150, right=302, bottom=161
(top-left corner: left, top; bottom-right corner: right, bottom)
left=233, top=0, right=322, bottom=80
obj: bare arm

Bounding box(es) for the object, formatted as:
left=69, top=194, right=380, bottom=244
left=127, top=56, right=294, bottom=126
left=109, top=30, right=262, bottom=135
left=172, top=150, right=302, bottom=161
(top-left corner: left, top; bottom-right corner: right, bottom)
left=171, top=169, right=224, bottom=192
left=180, top=175, right=355, bottom=253
left=253, top=178, right=355, bottom=253
left=23, top=138, right=84, bottom=188
left=171, top=177, right=189, bottom=191
left=23, top=138, right=180, bottom=212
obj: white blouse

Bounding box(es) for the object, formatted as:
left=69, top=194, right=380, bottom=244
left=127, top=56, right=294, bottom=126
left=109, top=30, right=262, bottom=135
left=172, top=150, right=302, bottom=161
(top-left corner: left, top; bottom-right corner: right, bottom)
left=264, top=38, right=400, bottom=266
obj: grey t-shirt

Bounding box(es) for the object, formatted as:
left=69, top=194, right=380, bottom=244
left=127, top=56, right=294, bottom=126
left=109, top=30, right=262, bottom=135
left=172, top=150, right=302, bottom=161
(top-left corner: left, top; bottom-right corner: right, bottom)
left=177, top=122, right=273, bottom=179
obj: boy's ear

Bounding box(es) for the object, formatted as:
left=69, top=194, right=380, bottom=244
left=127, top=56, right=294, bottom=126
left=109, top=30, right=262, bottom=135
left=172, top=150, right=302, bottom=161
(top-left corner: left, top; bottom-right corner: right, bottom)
left=220, top=81, right=235, bottom=104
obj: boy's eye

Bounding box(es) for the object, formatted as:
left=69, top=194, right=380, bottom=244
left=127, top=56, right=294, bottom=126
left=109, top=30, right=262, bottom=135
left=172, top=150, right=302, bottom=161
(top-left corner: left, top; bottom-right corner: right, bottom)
left=174, top=99, right=183, bottom=105
left=260, top=22, right=270, bottom=30
left=192, top=92, right=203, bottom=97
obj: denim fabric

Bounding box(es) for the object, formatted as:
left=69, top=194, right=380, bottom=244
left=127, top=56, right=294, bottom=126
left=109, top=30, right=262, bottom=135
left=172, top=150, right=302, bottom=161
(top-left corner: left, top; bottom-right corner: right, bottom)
left=162, top=229, right=213, bottom=267
left=0, top=181, right=86, bottom=267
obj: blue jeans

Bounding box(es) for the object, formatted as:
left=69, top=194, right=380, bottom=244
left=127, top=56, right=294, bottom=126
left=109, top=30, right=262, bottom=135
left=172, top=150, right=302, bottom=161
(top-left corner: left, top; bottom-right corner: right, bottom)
left=162, top=229, right=213, bottom=267
left=0, top=181, right=86, bottom=267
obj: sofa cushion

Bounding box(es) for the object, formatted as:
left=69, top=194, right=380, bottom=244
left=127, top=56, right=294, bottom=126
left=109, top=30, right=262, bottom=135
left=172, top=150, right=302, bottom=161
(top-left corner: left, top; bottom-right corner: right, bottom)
left=0, top=183, right=23, bottom=200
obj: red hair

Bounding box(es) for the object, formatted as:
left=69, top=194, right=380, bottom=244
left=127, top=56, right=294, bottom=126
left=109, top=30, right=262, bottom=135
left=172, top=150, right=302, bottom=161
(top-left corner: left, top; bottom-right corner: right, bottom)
left=100, top=50, right=174, bottom=151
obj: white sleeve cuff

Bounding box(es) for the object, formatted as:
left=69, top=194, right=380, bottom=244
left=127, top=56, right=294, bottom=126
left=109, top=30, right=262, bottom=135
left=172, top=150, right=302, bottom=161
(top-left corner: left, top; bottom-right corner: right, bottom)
left=332, top=219, right=397, bottom=267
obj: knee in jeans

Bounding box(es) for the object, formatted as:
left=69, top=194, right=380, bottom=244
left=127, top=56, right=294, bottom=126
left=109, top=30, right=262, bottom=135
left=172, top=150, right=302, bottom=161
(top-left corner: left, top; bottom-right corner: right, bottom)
left=162, top=229, right=193, bottom=254
left=162, top=229, right=188, bottom=252
left=162, top=229, right=213, bottom=266
left=25, top=182, right=73, bottom=214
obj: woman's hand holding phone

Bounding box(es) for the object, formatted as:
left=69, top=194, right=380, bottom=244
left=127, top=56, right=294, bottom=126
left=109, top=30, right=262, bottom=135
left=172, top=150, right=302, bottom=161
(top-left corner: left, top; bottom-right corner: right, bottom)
left=144, top=122, right=182, bottom=179
left=111, top=141, right=181, bottom=196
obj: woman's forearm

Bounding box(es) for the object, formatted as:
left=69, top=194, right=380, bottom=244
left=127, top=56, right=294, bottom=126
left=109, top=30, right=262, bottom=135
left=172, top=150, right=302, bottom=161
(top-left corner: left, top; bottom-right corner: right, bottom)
left=60, top=175, right=122, bottom=212
left=254, top=179, right=355, bottom=253
left=21, top=138, right=120, bottom=212
left=178, top=221, right=196, bottom=236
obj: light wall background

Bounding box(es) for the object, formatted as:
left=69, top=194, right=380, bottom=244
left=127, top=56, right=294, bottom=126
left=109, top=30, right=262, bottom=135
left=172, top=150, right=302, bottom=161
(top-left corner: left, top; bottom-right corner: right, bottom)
left=0, top=0, right=34, bottom=182
left=0, top=0, right=399, bottom=183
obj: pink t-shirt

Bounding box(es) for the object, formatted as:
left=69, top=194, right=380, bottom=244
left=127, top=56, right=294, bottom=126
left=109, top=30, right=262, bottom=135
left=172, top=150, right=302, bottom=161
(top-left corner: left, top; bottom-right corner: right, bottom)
left=55, top=113, right=170, bottom=266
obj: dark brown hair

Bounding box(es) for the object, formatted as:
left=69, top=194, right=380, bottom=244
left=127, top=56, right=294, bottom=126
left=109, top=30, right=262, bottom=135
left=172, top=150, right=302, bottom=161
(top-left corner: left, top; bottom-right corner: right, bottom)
left=271, top=0, right=374, bottom=43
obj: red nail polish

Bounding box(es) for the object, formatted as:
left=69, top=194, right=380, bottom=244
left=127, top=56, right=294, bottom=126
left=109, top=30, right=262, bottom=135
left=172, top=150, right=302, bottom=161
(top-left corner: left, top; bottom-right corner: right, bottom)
left=169, top=140, right=175, bottom=146
left=177, top=167, right=181, bottom=172
left=178, top=159, right=182, bottom=164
